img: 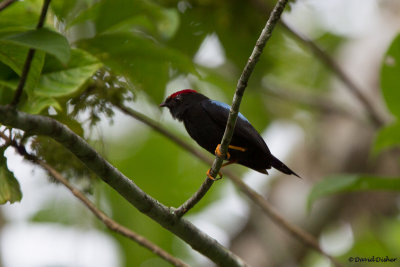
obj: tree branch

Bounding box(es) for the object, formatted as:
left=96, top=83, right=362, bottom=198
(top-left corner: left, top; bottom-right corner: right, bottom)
left=10, top=0, right=51, bottom=107
left=0, top=132, right=188, bottom=267
left=0, top=0, right=17, bottom=12
left=0, top=105, right=247, bottom=267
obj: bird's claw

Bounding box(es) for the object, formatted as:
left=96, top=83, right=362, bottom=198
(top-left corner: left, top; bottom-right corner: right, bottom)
left=206, top=169, right=223, bottom=180
left=215, top=144, right=230, bottom=160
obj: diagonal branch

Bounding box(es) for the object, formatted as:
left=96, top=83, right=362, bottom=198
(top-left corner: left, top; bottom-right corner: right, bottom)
left=174, top=177, right=213, bottom=217
left=115, top=104, right=342, bottom=267
left=280, top=22, right=385, bottom=127
left=10, top=0, right=51, bottom=107
left=0, top=105, right=247, bottom=267
left=0, top=132, right=188, bottom=267
left=0, top=0, right=17, bottom=12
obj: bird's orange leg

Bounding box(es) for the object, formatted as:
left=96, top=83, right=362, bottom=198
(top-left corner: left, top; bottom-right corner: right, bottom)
left=214, top=144, right=247, bottom=159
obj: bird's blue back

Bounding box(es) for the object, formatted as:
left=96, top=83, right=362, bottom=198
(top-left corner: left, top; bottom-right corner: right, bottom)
left=210, top=100, right=250, bottom=123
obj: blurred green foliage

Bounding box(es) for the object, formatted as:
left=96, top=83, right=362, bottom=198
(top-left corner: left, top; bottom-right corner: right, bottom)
left=0, top=0, right=399, bottom=266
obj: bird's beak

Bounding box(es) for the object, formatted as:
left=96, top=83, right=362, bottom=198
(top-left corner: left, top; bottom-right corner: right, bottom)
left=159, top=101, right=167, bottom=108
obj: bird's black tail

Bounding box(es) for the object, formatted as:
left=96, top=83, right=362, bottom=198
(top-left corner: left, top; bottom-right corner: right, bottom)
left=270, top=155, right=301, bottom=178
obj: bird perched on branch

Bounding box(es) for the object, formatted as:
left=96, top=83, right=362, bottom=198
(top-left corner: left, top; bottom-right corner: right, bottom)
left=160, top=89, right=300, bottom=180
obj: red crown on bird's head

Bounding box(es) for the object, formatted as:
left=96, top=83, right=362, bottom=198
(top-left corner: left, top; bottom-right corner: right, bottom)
left=167, top=89, right=197, bottom=100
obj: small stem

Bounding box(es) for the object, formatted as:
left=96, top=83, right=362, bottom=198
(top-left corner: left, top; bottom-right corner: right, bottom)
left=281, top=22, right=385, bottom=127
left=10, top=0, right=52, bottom=107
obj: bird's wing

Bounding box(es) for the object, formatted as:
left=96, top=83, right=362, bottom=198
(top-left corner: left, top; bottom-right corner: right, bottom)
left=200, top=99, right=270, bottom=154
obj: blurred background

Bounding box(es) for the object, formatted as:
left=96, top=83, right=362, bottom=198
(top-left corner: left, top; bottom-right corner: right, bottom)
left=1, top=0, right=400, bottom=266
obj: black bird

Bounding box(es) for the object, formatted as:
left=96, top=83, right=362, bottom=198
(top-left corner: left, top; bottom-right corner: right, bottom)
left=160, top=89, right=300, bottom=179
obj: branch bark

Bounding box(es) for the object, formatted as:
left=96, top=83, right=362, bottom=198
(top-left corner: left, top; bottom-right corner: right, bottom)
left=0, top=0, right=17, bottom=12
left=0, top=132, right=188, bottom=267
left=0, top=105, right=247, bottom=267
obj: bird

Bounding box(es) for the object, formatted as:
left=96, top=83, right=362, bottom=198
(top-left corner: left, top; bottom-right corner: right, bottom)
left=160, top=89, right=300, bottom=180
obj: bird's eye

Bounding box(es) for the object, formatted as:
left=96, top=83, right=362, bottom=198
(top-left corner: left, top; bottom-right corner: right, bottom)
left=175, top=95, right=183, bottom=102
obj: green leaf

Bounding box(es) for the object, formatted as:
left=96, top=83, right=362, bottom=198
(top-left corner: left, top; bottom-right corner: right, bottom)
left=35, top=49, right=102, bottom=97
left=307, top=174, right=400, bottom=211
left=373, top=122, right=400, bottom=155
left=0, top=1, right=41, bottom=29
left=1, top=28, right=71, bottom=64
left=0, top=151, right=22, bottom=204
left=381, top=34, right=400, bottom=118
left=0, top=38, right=30, bottom=74
left=77, top=32, right=195, bottom=103
left=0, top=48, right=98, bottom=114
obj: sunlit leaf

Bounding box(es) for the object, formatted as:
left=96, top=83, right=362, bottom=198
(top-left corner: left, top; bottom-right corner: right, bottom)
left=373, top=122, right=400, bottom=155
left=381, top=34, right=400, bottom=118
left=1, top=28, right=71, bottom=64
left=0, top=1, right=40, bottom=29
left=0, top=151, right=22, bottom=204
left=307, top=175, right=400, bottom=210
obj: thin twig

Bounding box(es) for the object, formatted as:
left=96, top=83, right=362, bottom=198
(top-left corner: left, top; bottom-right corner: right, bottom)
left=174, top=178, right=214, bottom=217
left=11, top=0, right=52, bottom=107
left=263, top=84, right=365, bottom=123
left=280, top=22, right=385, bottom=127
left=0, top=0, right=17, bottom=12
left=0, top=132, right=189, bottom=267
